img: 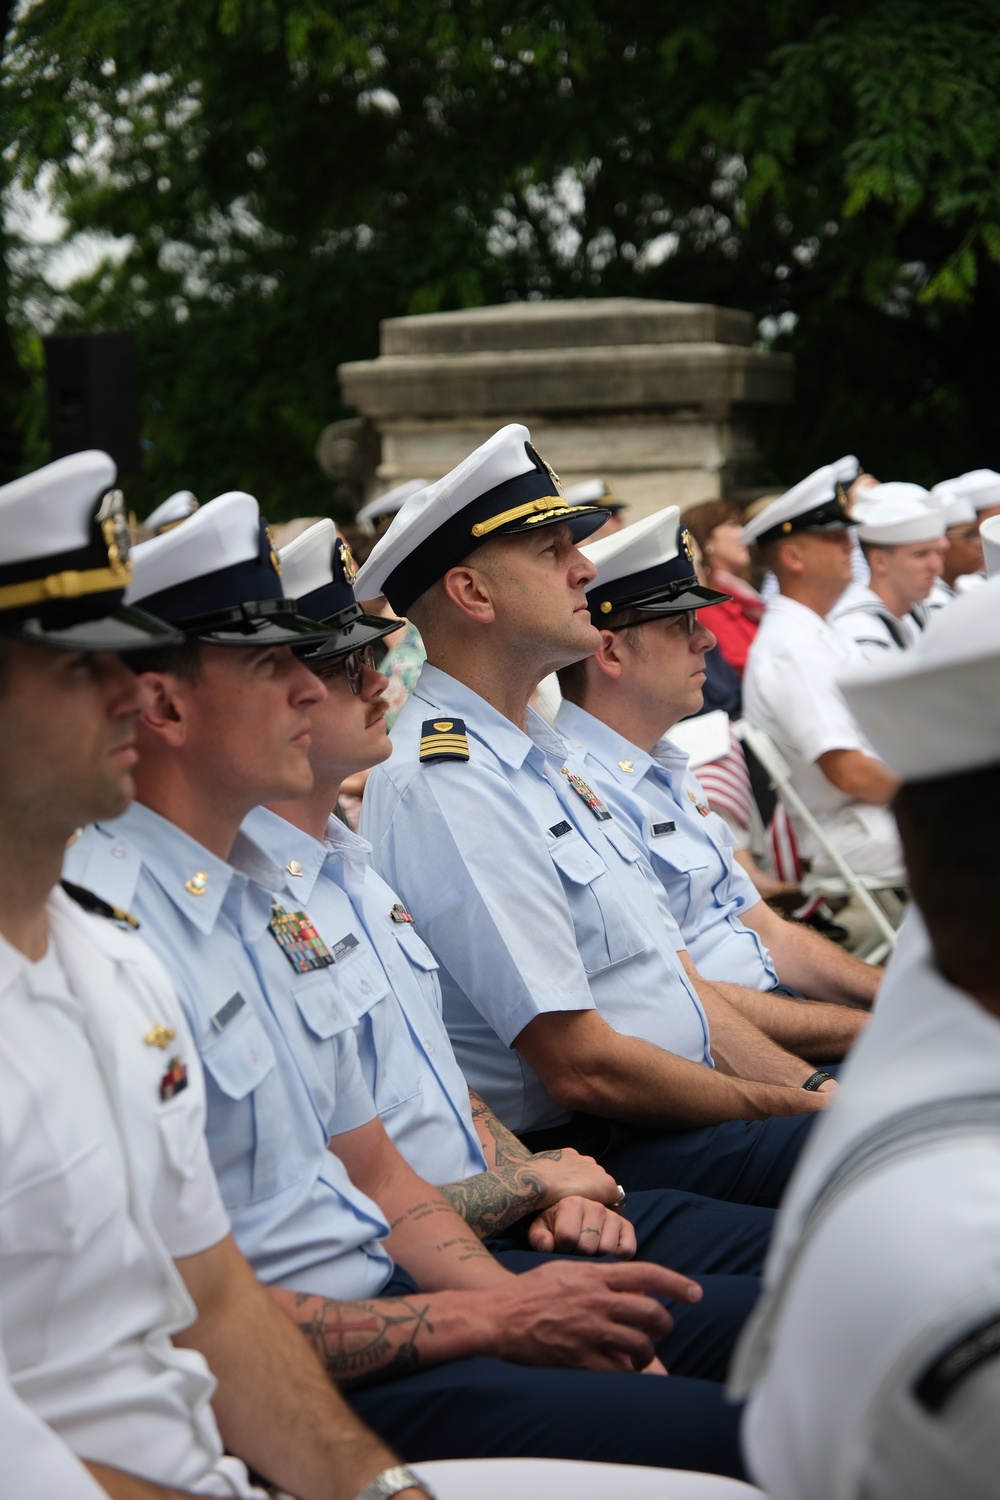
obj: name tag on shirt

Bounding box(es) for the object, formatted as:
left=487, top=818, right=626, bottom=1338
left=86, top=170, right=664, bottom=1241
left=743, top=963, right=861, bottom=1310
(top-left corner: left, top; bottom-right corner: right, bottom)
left=651, top=821, right=677, bottom=837
left=331, top=932, right=360, bottom=964
left=268, top=904, right=336, bottom=973
left=212, top=992, right=246, bottom=1031
left=548, top=820, right=572, bottom=838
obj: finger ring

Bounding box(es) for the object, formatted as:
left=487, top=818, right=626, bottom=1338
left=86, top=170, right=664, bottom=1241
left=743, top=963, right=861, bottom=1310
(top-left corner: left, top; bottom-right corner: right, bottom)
left=613, top=1184, right=627, bottom=1208
left=580, top=1227, right=601, bottom=1235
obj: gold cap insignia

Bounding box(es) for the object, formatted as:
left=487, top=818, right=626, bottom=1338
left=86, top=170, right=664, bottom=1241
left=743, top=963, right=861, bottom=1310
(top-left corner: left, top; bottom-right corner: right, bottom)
left=144, top=1024, right=177, bottom=1050
left=681, top=528, right=695, bottom=563
left=96, top=489, right=132, bottom=578
left=185, top=871, right=209, bottom=897
left=340, top=539, right=358, bottom=585
left=527, top=442, right=562, bottom=492
left=266, top=526, right=281, bottom=574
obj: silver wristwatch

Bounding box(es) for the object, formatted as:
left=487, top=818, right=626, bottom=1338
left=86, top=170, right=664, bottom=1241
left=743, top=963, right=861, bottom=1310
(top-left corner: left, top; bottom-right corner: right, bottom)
left=354, top=1465, right=436, bottom=1500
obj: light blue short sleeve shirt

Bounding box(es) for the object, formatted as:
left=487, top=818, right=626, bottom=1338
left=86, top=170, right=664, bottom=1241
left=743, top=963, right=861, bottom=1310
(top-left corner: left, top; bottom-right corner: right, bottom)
left=361, top=665, right=712, bottom=1136
left=555, top=700, right=778, bottom=990
left=64, top=804, right=394, bottom=1302
left=240, top=806, right=487, bottom=1186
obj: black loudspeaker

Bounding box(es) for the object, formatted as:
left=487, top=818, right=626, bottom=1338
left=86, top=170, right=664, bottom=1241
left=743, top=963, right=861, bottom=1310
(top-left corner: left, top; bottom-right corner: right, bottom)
left=43, top=331, right=142, bottom=475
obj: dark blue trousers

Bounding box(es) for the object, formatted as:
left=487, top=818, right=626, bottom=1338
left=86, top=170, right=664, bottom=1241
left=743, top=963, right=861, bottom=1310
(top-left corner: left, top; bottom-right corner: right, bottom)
left=350, top=1259, right=756, bottom=1472
left=349, top=1357, right=744, bottom=1474
left=522, top=1111, right=815, bottom=1208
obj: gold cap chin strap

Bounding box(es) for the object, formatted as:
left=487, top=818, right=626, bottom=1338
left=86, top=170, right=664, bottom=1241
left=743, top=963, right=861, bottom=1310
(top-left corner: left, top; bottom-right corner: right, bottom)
left=0, top=561, right=133, bottom=613
left=470, top=495, right=581, bottom=539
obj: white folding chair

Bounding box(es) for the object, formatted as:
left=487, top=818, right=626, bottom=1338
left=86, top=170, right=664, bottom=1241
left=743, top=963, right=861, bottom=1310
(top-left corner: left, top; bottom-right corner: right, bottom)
left=734, top=719, right=904, bottom=964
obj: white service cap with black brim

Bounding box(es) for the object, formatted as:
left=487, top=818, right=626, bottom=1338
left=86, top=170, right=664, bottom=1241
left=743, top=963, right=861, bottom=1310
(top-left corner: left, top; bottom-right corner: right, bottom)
left=741, top=461, right=855, bottom=548
left=356, top=479, right=429, bottom=529
left=582, top=506, right=731, bottom=619
left=839, top=574, right=1000, bottom=782
left=126, top=491, right=332, bottom=648
left=144, top=490, right=199, bottom=535
left=563, top=478, right=628, bottom=514
left=353, top=424, right=610, bottom=615
left=278, top=519, right=403, bottom=662
left=0, top=450, right=183, bottom=653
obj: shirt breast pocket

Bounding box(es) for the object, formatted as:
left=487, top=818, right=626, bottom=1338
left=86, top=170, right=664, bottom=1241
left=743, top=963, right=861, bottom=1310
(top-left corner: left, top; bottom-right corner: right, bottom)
left=547, top=830, right=648, bottom=974
left=199, top=1006, right=279, bottom=1205
left=0, top=1139, right=122, bottom=1368
left=645, top=824, right=710, bottom=920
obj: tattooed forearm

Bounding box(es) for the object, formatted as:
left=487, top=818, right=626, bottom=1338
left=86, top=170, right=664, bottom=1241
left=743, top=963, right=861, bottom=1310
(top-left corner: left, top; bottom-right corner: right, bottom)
left=388, top=1198, right=497, bottom=1262
left=440, top=1162, right=551, bottom=1237
left=293, top=1293, right=434, bottom=1388
left=468, top=1088, right=535, bottom=1168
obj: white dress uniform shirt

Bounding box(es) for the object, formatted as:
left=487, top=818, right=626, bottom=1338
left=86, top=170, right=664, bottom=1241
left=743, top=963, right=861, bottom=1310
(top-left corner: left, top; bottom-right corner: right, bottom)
left=0, top=1338, right=112, bottom=1500
left=239, top=806, right=487, bottom=1185
left=828, top=580, right=922, bottom=660
left=361, top=664, right=712, bottom=1137
left=0, top=886, right=265, bottom=1498
left=736, top=911, right=1000, bottom=1500
left=743, top=594, right=904, bottom=879
left=554, top=700, right=778, bottom=990
left=64, top=805, right=395, bottom=1301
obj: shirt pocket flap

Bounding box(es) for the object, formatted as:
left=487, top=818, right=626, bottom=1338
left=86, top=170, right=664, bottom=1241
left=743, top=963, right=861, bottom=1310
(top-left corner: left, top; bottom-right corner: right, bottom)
left=392, top=924, right=439, bottom=971
left=293, top=963, right=379, bottom=1040
left=547, top=834, right=606, bottom=886
left=600, top=821, right=642, bottom=864
left=200, top=1007, right=276, bottom=1101
left=645, top=824, right=710, bottom=873
left=0, top=1140, right=119, bottom=1256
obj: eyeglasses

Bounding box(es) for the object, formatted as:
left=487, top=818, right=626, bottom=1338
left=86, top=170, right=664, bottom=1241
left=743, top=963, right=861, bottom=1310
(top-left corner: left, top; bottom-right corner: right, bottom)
left=610, top=609, right=699, bottom=636
left=313, top=645, right=377, bottom=695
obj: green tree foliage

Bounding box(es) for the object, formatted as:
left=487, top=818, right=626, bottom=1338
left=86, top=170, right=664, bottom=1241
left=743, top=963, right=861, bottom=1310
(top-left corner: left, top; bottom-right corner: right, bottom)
left=2, top=1, right=998, bottom=511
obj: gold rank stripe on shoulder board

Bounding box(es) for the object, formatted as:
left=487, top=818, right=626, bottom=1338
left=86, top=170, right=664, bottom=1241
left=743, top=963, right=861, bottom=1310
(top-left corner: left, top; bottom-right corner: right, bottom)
left=419, top=717, right=470, bottom=764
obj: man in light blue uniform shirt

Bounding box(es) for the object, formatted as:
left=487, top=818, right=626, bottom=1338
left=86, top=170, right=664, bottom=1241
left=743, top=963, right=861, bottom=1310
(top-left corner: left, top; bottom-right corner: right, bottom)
left=248, top=520, right=775, bottom=1294
left=554, top=506, right=877, bottom=1050
left=65, top=491, right=754, bottom=1478
left=357, top=425, right=833, bottom=1211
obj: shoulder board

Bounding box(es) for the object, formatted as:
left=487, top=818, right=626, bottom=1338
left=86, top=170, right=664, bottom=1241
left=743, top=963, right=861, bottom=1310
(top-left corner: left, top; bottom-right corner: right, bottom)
left=60, top=879, right=140, bottom=930
left=915, top=1310, right=1000, bottom=1413
left=419, top=717, right=469, bottom=764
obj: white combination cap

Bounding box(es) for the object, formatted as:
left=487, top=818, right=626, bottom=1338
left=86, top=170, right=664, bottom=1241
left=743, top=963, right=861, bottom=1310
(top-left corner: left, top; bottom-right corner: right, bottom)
left=741, top=461, right=854, bottom=547
left=852, top=483, right=946, bottom=545
left=932, top=469, right=1000, bottom=514
left=145, top=490, right=199, bottom=535
left=0, top=450, right=180, bottom=652
left=356, top=479, right=429, bottom=529
left=839, top=575, right=1000, bottom=780
left=354, top=423, right=609, bottom=614
left=981, top=514, right=1000, bottom=578
left=278, top=518, right=401, bottom=661
left=563, top=478, right=628, bottom=513
left=127, top=491, right=329, bottom=647
left=581, top=505, right=729, bottom=617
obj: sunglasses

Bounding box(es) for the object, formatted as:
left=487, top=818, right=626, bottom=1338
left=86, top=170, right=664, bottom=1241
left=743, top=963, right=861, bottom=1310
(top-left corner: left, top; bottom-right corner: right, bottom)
left=313, top=644, right=377, bottom=695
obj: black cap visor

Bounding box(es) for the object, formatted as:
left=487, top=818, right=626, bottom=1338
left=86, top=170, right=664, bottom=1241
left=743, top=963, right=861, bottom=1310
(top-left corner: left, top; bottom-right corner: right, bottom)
left=630, top=581, right=733, bottom=614
left=5, top=600, right=184, bottom=653
left=501, top=504, right=611, bottom=545
left=171, top=597, right=336, bottom=647
left=298, top=604, right=405, bottom=664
